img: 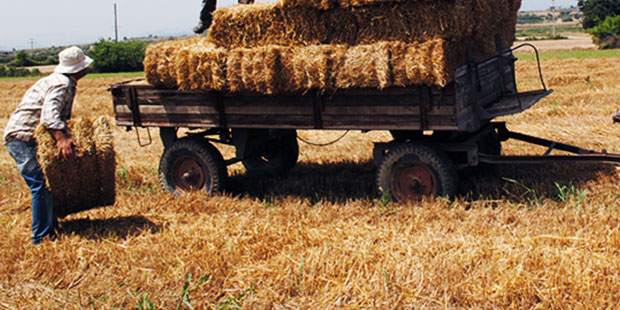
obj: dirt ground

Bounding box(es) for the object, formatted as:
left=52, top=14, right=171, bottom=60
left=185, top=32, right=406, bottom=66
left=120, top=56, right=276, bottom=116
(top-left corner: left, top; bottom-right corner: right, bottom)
left=514, top=33, right=596, bottom=51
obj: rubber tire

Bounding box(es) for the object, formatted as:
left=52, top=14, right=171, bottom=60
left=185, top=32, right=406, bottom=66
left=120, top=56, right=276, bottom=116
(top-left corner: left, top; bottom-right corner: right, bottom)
left=159, top=138, right=227, bottom=195
left=376, top=144, right=458, bottom=202
left=242, top=130, right=299, bottom=177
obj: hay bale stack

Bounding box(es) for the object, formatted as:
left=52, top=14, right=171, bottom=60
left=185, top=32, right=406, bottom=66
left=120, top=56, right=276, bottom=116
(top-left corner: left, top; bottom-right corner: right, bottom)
left=143, top=0, right=522, bottom=93
left=207, top=1, right=466, bottom=48
left=145, top=38, right=465, bottom=92
left=35, top=116, right=116, bottom=218
left=207, top=2, right=326, bottom=49
left=206, top=0, right=521, bottom=49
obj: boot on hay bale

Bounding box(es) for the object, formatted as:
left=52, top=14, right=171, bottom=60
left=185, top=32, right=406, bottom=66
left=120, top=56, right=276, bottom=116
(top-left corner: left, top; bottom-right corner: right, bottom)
left=34, top=116, right=116, bottom=218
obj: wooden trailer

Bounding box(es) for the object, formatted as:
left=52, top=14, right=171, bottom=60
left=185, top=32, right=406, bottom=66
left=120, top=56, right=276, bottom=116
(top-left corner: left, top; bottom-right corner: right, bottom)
left=110, top=44, right=618, bottom=201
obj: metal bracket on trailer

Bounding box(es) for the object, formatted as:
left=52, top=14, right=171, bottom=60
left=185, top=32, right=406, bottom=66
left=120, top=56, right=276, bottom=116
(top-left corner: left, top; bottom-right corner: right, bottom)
left=122, top=84, right=153, bottom=147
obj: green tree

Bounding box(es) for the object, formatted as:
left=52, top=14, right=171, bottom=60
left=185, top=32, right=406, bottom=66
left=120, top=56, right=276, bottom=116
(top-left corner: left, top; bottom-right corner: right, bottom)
left=587, top=15, right=620, bottom=47
left=578, top=0, right=620, bottom=29
left=9, top=51, right=36, bottom=67
left=87, top=40, right=148, bottom=73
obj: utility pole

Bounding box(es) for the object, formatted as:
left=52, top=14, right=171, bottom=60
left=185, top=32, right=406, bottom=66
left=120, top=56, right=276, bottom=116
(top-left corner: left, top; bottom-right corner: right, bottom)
left=28, top=38, right=35, bottom=54
left=551, top=0, right=556, bottom=38
left=114, top=3, right=119, bottom=43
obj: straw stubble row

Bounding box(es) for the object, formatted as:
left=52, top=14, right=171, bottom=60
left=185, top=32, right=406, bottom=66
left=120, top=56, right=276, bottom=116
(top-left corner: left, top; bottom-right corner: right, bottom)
left=144, top=38, right=462, bottom=94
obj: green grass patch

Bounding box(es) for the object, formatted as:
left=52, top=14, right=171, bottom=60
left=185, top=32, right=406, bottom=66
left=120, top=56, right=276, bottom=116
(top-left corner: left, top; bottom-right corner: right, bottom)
left=516, top=25, right=584, bottom=38
left=516, top=49, right=620, bottom=60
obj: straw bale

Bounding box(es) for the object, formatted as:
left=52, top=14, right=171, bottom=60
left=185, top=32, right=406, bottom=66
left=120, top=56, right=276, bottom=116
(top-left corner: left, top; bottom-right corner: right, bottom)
left=207, top=2, right=326, bottom=49
left=226, top=46, right=284, bottom=94
left=35, top=116, right=116, bottom=218
left=176, top=42, right=228, bottom=91
left=205, top=0, right=519, bottom=49
left=333, top=42, right=391, bottom=89
left=279, top=44, right=346, bottom=93
left=144, top=37, right=202, bottom=89
left=282, top=0, right=411, bottom=9
left=390, top=39, right=462, bottom=88
left=145, top=38, right=481, bottom=93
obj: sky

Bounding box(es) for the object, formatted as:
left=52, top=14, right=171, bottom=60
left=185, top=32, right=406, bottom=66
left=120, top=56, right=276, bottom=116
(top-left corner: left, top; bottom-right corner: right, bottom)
left=0, top=0, right=579, bottom=51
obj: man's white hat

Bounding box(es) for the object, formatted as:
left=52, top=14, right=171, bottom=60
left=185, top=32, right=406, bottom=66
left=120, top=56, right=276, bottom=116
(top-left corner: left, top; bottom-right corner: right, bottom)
left=54, top=46, right=93, bottom=74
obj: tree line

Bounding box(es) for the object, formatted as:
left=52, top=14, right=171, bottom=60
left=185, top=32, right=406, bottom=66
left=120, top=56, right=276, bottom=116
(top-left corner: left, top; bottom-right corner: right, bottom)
left=580, top=0, right=620, bottom=48
left=1, top=39, right=150, bottom=77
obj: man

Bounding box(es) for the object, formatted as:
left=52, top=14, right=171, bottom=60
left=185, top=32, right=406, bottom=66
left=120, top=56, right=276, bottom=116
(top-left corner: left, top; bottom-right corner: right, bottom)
left=4, top=46, right=92, bottom=245
left=193, top=0, right=255, bottom=34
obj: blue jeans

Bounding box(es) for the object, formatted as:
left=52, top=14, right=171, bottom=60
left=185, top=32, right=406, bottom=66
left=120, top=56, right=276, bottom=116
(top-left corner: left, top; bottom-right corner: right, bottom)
left=6, top=139, right=58, bottom=244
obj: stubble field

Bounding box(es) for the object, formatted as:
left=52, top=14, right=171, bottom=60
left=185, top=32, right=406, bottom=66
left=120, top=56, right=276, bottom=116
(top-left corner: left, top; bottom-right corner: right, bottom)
left=2, top=52, right=620, bottom=309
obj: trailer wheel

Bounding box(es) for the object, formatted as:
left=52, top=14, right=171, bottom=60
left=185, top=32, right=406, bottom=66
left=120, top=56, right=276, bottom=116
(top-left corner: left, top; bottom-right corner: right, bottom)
left=376, top=144, right=457, bottom=202
left=243, top=130, right=299, bottom=176
left=159, top=138, right=227, bottom=195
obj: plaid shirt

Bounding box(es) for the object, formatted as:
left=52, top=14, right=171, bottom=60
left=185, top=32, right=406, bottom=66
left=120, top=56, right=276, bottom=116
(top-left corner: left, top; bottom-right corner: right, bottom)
left=3, top=73, right=76, bottom=144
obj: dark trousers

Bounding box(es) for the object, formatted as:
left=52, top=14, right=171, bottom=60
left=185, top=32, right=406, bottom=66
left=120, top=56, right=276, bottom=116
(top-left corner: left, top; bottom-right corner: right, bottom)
left=199, top=0, right=217, bottom=27
left=199, top=0, right=255, bottom=27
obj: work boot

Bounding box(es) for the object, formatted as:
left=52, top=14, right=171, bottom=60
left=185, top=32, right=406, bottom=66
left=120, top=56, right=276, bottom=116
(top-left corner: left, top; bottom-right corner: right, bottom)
left=193, top=22, right=208, bottom=34
left=612, top=108, right=620, bottom=123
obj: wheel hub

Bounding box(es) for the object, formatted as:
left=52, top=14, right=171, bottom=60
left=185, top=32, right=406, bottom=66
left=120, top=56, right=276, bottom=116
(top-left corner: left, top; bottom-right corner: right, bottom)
left=171, top=155, right=206, bottom=192
left=392, top=163, right=437, bottom=201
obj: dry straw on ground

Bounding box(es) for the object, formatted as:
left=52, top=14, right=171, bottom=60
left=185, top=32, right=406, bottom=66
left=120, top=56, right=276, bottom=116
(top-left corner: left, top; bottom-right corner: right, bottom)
left=34, top=116, right=116, bottom=218
left=3, top=57, right=620, bottom=308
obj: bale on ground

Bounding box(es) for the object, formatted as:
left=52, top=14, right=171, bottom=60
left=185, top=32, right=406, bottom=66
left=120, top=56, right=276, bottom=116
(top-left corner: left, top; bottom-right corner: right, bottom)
left=35, top=116, right=116, bottom=218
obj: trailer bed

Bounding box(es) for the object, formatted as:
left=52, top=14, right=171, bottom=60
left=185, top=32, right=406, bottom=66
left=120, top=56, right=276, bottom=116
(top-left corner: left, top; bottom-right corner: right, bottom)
left=111, top=49, right=551, bottom=133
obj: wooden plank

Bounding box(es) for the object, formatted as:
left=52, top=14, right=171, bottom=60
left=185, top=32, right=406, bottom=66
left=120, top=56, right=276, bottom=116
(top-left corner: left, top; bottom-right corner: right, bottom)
left=225, top=114, right=315, bottom=128
left=222, top=95, right=314, bottom=107
left=224, top=106, right=314, bottom=115
left=326, top=94, right=420, bottom=108
left=116, top=113, right=219, bottom=127
left=322, top=115, right=421, bottom=129
left=427, top=105, right=456, bottom=116
left=322, top=105, right=419, bottom=116
left=115, top=105, right=219, bottom=115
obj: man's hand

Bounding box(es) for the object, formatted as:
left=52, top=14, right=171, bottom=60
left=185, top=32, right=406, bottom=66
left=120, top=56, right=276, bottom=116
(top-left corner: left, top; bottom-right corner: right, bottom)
left=50, top=130, right=75, bottom=160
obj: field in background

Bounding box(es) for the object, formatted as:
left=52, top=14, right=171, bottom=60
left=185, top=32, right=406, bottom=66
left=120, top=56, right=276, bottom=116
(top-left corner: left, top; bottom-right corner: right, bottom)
left=515, top=22, right=597, bottom=51
left=2, top=49, right=620, bottom=308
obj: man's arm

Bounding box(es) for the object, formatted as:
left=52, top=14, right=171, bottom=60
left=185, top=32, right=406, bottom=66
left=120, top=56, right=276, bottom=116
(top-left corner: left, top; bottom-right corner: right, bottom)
left=41, top=82, right=75, bottom=160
